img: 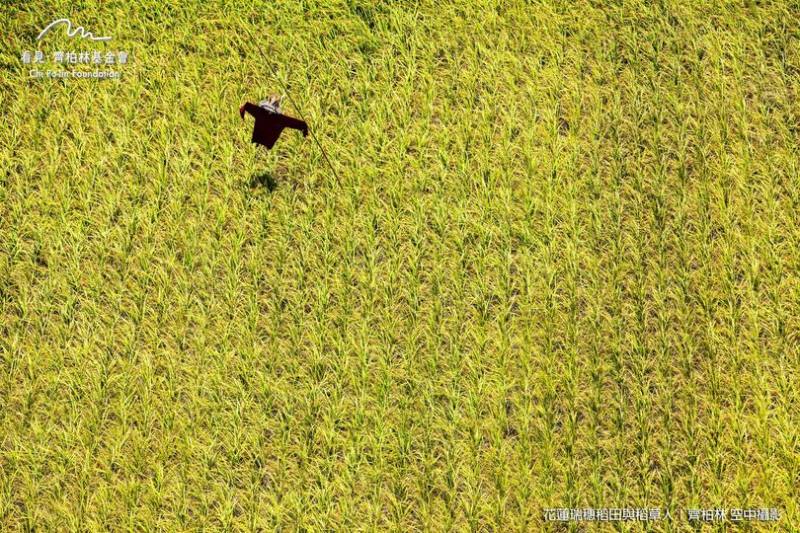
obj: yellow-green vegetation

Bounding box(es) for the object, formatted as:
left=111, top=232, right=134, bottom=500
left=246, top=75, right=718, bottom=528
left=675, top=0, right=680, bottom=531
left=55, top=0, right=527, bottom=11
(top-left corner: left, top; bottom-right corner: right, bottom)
left=1, top=0, right=798, bottom=530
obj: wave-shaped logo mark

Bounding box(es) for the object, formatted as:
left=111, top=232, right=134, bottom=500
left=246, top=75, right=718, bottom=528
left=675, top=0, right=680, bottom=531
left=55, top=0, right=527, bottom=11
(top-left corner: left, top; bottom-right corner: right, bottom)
left=36, top=18, right=111, bottom=42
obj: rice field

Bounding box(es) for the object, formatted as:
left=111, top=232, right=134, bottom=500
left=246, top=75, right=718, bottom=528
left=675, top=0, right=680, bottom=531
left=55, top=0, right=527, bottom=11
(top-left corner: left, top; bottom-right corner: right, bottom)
left=1, top=0, right=799, bottom=530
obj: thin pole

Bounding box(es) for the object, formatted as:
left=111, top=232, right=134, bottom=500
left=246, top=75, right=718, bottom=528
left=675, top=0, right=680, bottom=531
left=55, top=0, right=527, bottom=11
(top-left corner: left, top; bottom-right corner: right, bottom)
left=239, top=22, right=341, bottom=185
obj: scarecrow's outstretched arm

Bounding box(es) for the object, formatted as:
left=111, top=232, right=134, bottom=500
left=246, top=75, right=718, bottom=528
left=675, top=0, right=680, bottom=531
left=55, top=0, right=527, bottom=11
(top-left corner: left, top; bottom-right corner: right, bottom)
left=281, top=114, right=309, bottom=136
left=239, top=102, right=259, bottom=119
